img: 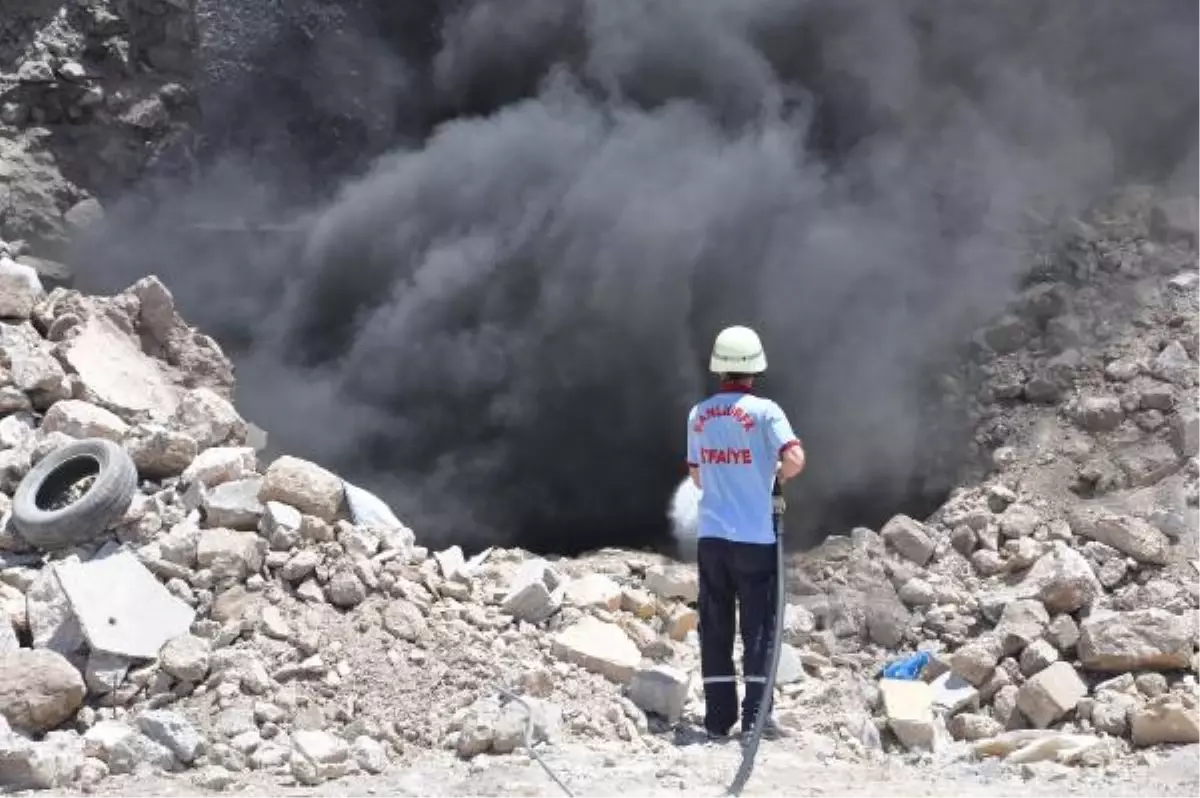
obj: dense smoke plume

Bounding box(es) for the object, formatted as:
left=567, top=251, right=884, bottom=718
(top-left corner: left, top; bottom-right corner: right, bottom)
left=76, top=0, right=1197, bottom=554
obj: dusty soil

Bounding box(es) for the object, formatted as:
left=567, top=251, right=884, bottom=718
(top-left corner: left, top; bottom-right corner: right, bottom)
left=51, top=737, right=1200, bottom=797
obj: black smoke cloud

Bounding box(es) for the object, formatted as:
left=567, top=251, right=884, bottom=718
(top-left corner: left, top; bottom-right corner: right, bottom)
left=76, top=0, right=1197, bottom=554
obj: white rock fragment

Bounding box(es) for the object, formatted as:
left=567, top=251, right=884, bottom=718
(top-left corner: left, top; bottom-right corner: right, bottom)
left=289, top=729, right=353, bottom=785
left=644, top=564, right=698, bottom=602
left=551, top=616, right=642, bottom=683
left=0, top=256, right=45, bottom=319
left=627, top=665, right=689, bottom=723
left=880, top=678, right=937, bottom=751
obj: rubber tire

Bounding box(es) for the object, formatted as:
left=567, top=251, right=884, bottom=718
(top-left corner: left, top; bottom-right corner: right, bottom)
left=11, top=437, right=138, bottom=551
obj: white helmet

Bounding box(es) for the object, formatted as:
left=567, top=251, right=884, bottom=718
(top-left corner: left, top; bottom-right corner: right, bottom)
left=709, top=325, right=767, bottom=374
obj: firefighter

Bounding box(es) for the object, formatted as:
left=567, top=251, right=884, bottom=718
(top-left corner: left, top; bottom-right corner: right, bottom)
left=686, top=325, right=806, bottom=741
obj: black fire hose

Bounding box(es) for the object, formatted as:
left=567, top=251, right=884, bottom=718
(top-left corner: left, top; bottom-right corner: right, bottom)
left=725, top=476, right=788, bottom=797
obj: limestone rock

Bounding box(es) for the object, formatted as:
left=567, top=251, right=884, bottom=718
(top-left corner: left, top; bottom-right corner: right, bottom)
left=1130, top=697, right=1200, bottom=746
left=170, top=388, right=246, bottom=449
left=289, top=730, right=352, bottom=786
left=0, top=729, right=85, bottom=790
left=158, top=634, right=210, bottom=683
left=627, top=665, right=689, bottom=723
left=25, top=566, right=85, bottom=656
left=40, top=399, right=128, bottom=441
left=551, top=616, right=641, bottom=683
left=881, top=515, right=935, bottom=565
left=994, top=599, right=1050, bottom=656
left=123, top=424, right=197, bottom=478
left=644, top=565, right=698, bottom=603
left=1078, top=609, right=1192, bottom=671
left=501, top=559, right=561, bottom=624
left=563, top=574, right=622, bottom=611
left=136, top=710, right=205, bottom=764
left=203, top=478, right=265, bottom=531
left=196, top=529, right=265, bottom=581
left=1014, top=542, right=1103, bottom=613
left=259, top=456, right=343, bottom=521
left=0, top=649, right=86, bottom=733
left=182, top=446, right=257, bottom=487
left=1016, top=661, right=1088, bottom=729
left=0, top=256, right=45, bottom=320
left=1070, top=511, right=1170, bottom=565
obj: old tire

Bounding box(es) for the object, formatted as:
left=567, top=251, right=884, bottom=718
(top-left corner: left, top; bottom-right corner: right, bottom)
left=11, top=438, right=138, bottom=550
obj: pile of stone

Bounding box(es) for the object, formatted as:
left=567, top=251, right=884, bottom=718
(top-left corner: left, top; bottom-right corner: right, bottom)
left=0, top=267, right=737, bottom=791
left=2, top=186, right=1198, bottom=793
left=769, top=188, right=1199, bottom=762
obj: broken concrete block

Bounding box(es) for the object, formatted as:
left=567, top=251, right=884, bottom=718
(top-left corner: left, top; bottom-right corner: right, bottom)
left=620, top=587, right=656, bottom=619
left=1012, top=542, right=1103, bottom=613
left=880, top=678, right=937, bottom=751
left=776, top=643, right=805, bottom=685
left=55, top=550, right=196, bottom=660
left=158, top=634, right=210, bottom=683
left=136, top=710, right=206, bottom=764
left=666, top=605, right=698, bottom=641
left=948, top=712, right=1002, bottom=741
left=170, top=388, right=246, bottom=449
left=84, top=650, right=131, bottom=695
left=626, top=664, right=689, bottom=722
left=551, top=616, right=641, bottom=683
left=1016, top=661, right=1088, bottom=729
left=1018, top=639, right=1060, bottom=676
left=501, top=560, right=561, bottom=624
left=62, top=315, right=180, bottom=420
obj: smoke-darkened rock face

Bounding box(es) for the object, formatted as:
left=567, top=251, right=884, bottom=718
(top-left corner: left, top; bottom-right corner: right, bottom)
left=76, top=0, right=1198, bottom=554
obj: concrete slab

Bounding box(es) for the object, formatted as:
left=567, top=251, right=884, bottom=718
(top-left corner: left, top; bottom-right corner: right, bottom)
left=55, top=550, right=196, bottom=660
left=61, top=315, right=179, bottom=420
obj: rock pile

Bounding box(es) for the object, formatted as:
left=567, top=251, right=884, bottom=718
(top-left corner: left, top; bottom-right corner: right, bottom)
left=0, top=265, right=749, bottom=790
left=2, top=186, right=1198, bottom=793
left=775, top=187, right=1199, bottom=761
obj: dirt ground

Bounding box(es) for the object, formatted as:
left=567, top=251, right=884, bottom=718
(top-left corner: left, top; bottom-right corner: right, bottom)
left=42, top=735, right=1200, bottom=798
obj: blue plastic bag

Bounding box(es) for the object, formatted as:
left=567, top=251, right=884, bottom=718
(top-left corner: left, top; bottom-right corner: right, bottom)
left=880, top=650, right=930, bottom=681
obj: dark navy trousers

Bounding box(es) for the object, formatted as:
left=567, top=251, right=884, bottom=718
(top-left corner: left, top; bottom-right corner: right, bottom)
left=696, top=536, right=778, bottom=736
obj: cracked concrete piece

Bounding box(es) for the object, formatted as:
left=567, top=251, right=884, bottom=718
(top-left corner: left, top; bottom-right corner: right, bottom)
left=55, top=550, right=195, bottom=659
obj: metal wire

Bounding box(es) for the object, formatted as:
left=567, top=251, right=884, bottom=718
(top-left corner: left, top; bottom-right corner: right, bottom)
left=495, top=684, right=575, bottom=797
